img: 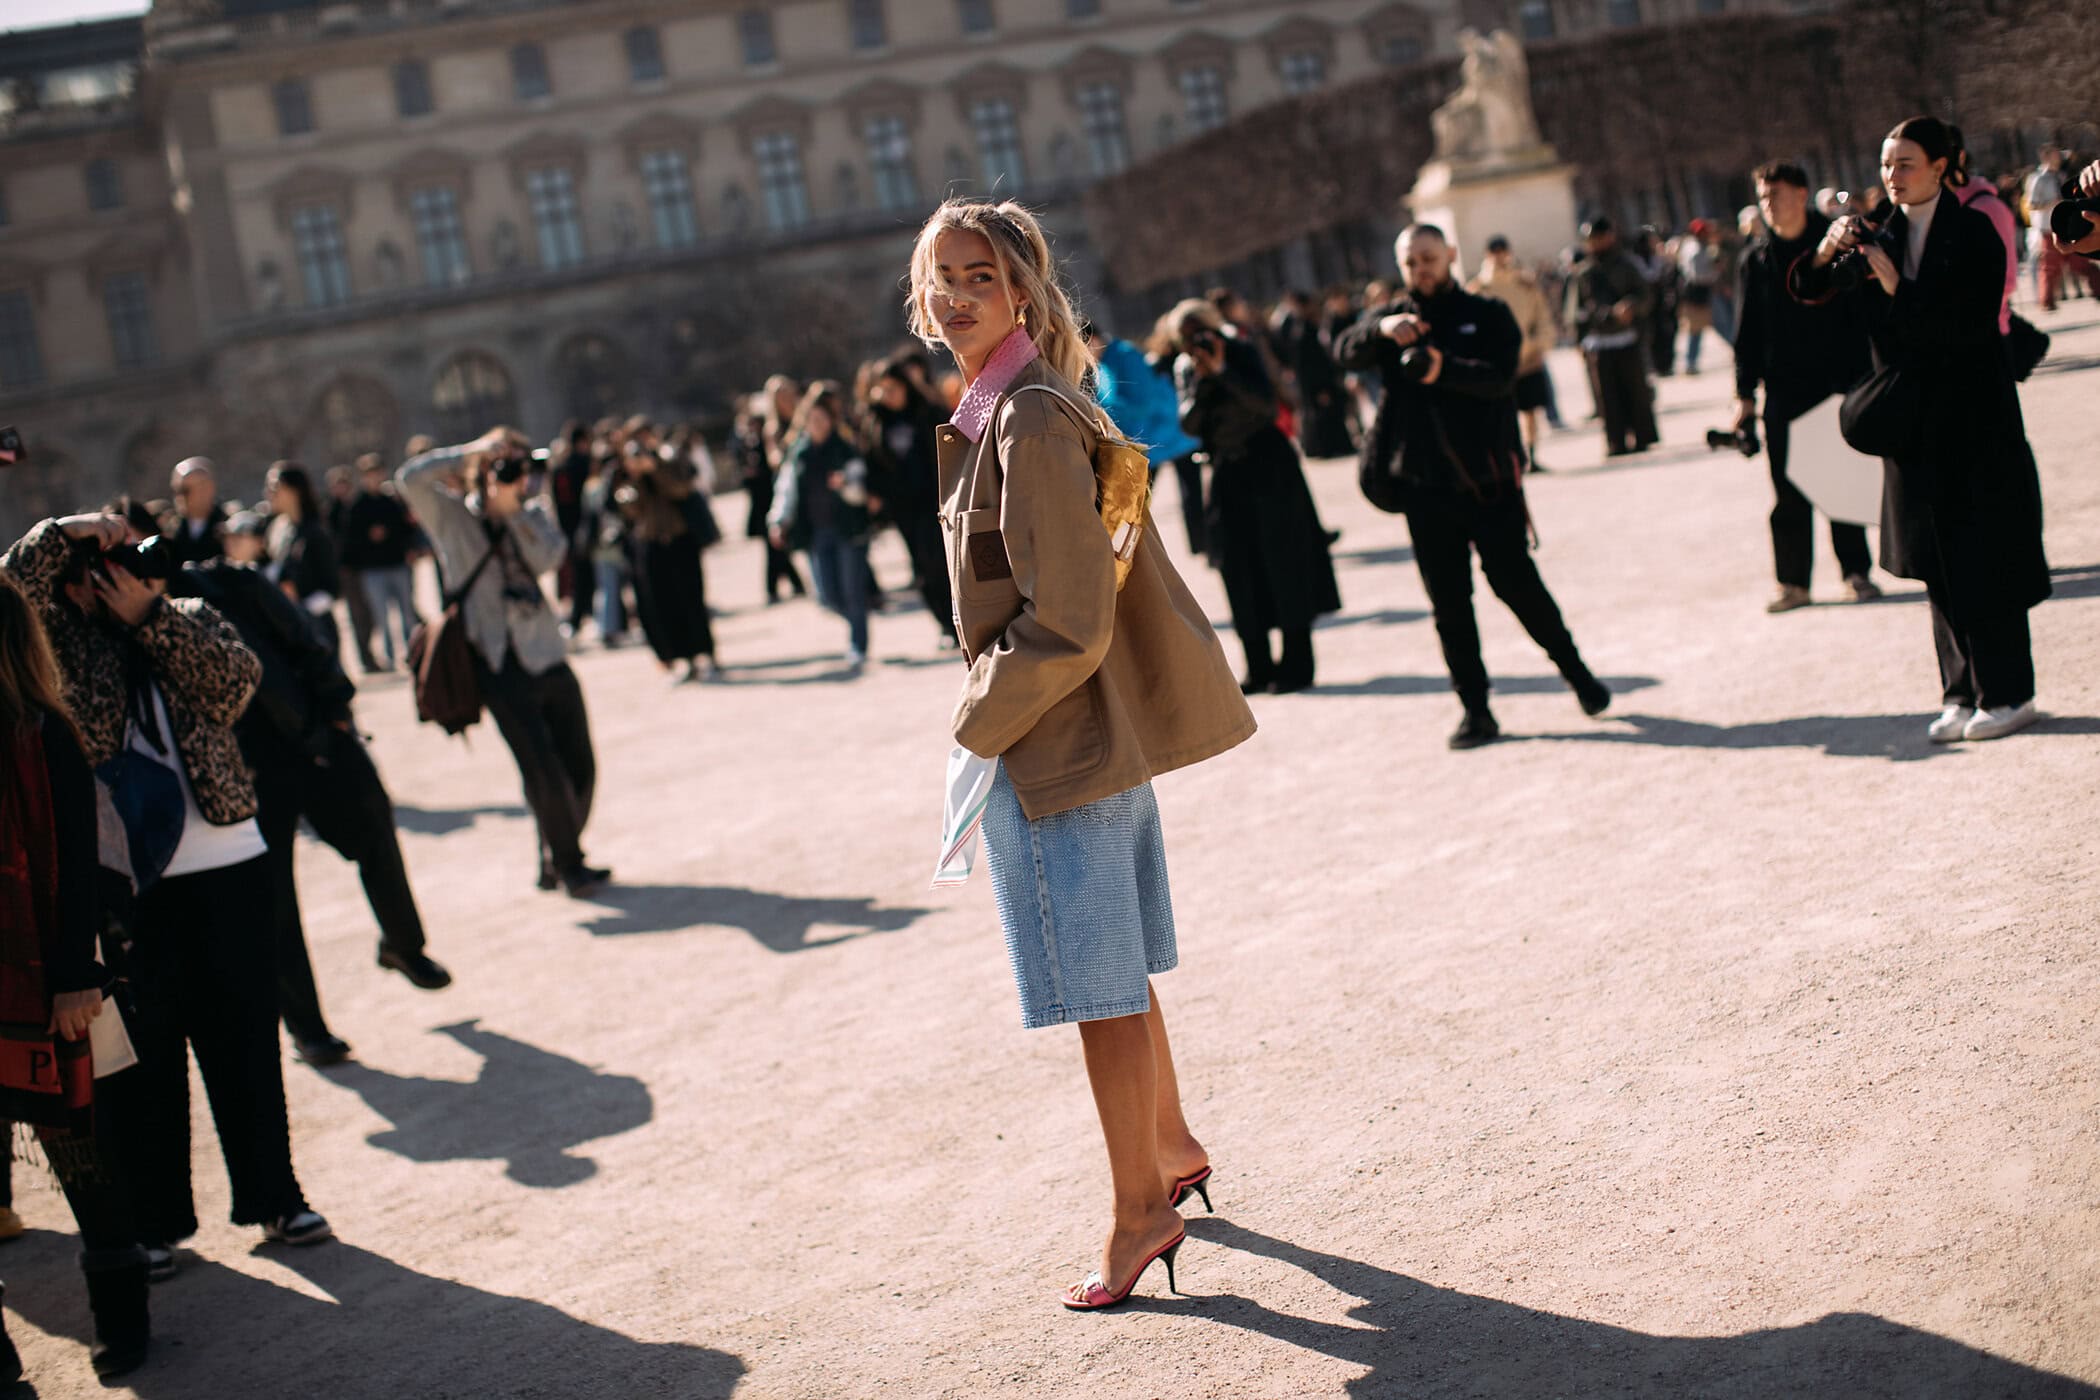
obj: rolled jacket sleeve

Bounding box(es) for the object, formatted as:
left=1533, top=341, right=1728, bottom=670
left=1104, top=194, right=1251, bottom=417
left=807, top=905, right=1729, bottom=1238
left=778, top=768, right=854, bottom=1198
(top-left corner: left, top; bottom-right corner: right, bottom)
left=952, top=413, right=1116, bottom=760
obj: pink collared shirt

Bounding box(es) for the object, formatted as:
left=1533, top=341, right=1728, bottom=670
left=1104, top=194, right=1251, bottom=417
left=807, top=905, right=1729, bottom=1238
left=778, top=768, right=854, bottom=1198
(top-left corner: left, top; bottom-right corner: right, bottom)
left=948, top=327, right=1041, bottom=444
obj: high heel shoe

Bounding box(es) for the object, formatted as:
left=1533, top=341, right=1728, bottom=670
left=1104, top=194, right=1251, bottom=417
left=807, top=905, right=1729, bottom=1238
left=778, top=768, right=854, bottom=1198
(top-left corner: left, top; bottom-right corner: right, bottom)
left=1061, top=1229, right=1186, bottom=1311
left=1169, top=1165, right=1214, bottom=1213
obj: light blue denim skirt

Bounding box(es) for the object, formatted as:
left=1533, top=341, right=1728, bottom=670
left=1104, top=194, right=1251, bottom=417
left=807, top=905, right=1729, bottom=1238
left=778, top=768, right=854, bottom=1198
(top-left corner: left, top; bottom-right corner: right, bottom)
left=980, top=762, right=1178, bottom=1030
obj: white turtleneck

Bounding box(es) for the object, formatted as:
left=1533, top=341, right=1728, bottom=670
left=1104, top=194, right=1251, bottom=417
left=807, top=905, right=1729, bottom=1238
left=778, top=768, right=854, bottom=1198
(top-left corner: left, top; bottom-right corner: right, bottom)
left=1903, top=191, right=1942, bottom=280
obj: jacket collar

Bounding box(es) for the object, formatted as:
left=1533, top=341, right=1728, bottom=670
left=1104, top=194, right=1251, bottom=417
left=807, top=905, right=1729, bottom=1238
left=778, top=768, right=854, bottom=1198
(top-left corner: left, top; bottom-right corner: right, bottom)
left=949, top=328, right=1040, bottom=444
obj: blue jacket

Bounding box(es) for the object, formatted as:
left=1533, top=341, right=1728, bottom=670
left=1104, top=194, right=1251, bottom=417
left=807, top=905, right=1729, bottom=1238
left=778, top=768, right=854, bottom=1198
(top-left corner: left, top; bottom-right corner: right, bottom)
left=1094, top=338, right=1198, bottom=466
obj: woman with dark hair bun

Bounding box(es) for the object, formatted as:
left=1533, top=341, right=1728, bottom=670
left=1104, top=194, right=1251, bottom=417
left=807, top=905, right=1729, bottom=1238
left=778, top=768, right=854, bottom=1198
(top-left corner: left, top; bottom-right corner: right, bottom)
left=1791, top=116, right=2050, bottom=743
left=264, top=461, right=343, bottom=659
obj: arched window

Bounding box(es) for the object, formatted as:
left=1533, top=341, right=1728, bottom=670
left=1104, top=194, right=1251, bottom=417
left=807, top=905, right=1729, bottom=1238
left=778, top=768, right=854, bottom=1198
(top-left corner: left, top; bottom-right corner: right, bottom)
left=431, top=351, right=518, bottom=441
left=552, top=333, right=631, bottom=422
left=313, top=374, right=399, bottom=462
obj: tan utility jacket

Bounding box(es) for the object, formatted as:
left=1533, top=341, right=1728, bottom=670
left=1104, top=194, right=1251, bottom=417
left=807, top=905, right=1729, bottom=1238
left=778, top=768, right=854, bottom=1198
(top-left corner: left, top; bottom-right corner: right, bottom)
left=1471, top=264, right=1557, bottom=376
left=938, top=359, right=1256, bottom=820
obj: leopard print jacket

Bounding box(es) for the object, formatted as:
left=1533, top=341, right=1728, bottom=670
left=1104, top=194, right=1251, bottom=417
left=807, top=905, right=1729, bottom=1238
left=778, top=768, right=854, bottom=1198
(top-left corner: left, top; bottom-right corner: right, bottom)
left=2, top=519, right=263, bottom=826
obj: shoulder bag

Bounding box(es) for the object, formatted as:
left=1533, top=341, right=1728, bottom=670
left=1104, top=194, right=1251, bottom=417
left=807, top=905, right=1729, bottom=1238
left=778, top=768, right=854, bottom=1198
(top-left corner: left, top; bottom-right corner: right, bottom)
left=405, top=530, right=504, bottom=737
left=1838, top=363, right=1923, bottom=461
left=1006, top=384, right=1152, bottom=591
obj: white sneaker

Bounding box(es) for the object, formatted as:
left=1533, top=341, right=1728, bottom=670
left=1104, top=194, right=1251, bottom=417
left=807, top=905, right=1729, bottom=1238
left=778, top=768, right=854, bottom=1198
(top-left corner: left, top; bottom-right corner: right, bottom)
left=1927, top=705, right=1975, bottom=743
left=1963, top=701, right=2038, bottom=741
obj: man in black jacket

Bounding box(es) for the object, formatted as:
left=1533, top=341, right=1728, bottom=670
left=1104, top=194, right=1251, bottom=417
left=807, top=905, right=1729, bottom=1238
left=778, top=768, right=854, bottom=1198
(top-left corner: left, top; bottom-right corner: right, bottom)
left=175, top=516, right=451, bottom=1067
left=1335, top=224, right=1611, bottom=749
left=162, top=458, right=227, bottom=567
left=1566, top=219, right=1659, bottom=457
left=1733, top=161, right=1881, bottom=613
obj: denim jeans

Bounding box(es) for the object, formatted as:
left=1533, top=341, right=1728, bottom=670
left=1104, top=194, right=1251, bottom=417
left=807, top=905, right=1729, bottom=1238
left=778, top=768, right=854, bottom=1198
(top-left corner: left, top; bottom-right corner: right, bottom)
left=593, top=559, right=628, bottom=640
left=360, top=565, right=420, bottom=666
left=806, top=529, right=870, bottom=658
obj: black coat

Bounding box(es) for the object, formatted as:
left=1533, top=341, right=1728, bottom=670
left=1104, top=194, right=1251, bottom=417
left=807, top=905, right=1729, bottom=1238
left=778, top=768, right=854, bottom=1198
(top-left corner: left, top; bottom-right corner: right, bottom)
left=162, top=508, right=227, bottom=568
left=1177, top=335, right=1341, bottom=633
left=174, top=559, right=354, bottom=762
left=1332, top=284, right=1528, bottom=500
left=1733, top=213, right=1872, bottom=416
left=272, top=517, right=340, bottom=603
left=1791, top=197, right=2048, bottom=622
left=1275, top=312, right=1356, bottom=459
left=631, top=496, right=716, bottom=664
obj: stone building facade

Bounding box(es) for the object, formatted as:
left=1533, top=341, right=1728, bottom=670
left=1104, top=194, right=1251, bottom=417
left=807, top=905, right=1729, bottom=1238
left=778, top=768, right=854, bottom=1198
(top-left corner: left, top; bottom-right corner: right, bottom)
left=0, top=0, right=1802, bottom=525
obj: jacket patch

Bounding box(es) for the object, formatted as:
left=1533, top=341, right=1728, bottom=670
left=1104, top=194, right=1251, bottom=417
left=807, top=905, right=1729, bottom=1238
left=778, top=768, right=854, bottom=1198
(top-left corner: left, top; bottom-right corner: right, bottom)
left=968, top=529, right=1014, bottom=582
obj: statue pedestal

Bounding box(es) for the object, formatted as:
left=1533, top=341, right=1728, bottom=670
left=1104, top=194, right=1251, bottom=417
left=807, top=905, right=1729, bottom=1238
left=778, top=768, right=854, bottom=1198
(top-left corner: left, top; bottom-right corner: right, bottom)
left=1408, top=152, right=1579, bottom=276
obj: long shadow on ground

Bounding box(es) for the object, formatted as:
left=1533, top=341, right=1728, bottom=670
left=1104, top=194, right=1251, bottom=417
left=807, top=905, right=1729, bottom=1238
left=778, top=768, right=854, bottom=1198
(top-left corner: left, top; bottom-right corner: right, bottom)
left=1304, top=674, right=1662, bottom=699
left=1531, top=710, right=2100, bottom=761
left=1130, top=1220, right=2095, bottom=1399
left=322, top=1021, right=650, bottom=1187
left=573, top=883, right=928, bottom=949
left=390, top=801, right=527, bottom=836
left=3, top=1233, right=743, bottom=1400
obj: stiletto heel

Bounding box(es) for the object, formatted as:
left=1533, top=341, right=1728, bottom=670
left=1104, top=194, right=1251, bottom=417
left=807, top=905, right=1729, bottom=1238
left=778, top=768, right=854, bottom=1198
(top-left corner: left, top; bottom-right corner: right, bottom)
left=1061, top=1228, right=1188, bottom=1311
left=1168, top=1165, right=1214, bottom=1214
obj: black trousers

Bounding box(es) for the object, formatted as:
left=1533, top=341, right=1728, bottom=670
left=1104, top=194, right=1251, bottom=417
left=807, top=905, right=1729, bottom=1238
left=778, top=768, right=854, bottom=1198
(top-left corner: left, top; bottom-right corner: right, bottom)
left=764, top=538, right=806, bottom=600
left=1162, top=454, right=1209, bottom=559
left=1766, top=410, right=1872, bottom=588
left=479, top=656, right=596, bottom=875
left=112, top=856, right=307, bottom=1240
left=1927, top=583, right=2035, bottom=710
left=254, top=728, right=430, bottom=1046
left=1589, top=345, right=1658, bottom=454
left=1405, top=492, right=1587, bottom=709
left=339, top=566, right=379, bottom=670
left=896, top=508, right=953, bottom=638
left=567, top=549, right=596, bottom=634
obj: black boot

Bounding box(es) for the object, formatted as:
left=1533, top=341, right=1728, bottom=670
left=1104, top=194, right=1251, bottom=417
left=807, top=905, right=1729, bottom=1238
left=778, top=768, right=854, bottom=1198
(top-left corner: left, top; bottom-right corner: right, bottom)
left=1272, top=627, right=1316, bottom=694
left=0, top=1283, right=21, bottom=1384
left=1239, top=632, right=1276, bottom=695
left=1449, top=705, right=1501, bottom=750
left=1565, top=663, right=1612, bottom=716
left=82, top=1248, right=151, bottom=1380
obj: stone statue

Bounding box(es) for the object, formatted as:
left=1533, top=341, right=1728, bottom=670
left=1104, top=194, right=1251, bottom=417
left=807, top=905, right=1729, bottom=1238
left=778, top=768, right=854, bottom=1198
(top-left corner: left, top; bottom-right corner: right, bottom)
left=612, top=201, right=640, bottom=255
left=721, top=182, right=752, bottom=234
left=256, top=259, right=284, bottom=312
left=373, top=238, right=404, bottom=290
left=834, top=162, right=861, bottom=213
left=1429, top=29, right=1544, bottom=166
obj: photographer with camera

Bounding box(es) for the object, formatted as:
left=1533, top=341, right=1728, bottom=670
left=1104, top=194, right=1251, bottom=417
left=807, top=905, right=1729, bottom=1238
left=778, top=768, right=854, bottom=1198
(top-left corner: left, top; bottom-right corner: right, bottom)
left=398, top=429, right=608, bottom=896
left=175, top=513, right=452, bottom=1069
left=1732, top=160, right=1880, bottom=614
left=0, top=509, right=334, bottom=1269
left=1565, top=218, right=1659, bottom=458
left=2048, top=158, right=2100, bottom=258
left=1791, top=117, right=2050, bottom=743
left=1335, top=224, right=1611, bottom=749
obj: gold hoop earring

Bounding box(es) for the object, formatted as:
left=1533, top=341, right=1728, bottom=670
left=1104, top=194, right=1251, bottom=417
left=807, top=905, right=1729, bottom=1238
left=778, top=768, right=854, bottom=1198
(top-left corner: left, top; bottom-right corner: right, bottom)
left=1018, top=306, right=1029, bottom=327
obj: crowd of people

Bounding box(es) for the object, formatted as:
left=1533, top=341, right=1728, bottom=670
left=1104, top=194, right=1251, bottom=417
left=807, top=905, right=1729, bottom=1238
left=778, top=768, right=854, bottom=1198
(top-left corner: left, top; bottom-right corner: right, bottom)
left=0, top=116, right=2095, bottom=1381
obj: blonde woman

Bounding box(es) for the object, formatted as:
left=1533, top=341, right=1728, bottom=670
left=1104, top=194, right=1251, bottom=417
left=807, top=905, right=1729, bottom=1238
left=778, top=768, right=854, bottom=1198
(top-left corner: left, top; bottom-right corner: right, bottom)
left=909, top=199, right=1256, bottom=1309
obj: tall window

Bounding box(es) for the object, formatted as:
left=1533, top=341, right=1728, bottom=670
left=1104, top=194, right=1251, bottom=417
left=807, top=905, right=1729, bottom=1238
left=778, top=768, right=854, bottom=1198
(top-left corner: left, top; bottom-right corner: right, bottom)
left=1607, top=0, right=1641, bottom=25
left=738, top=8, right=776, bottom=66
left=394, top=59, right=433, bottom=117
left=103, top=270, right=157, bottom=368
left=1279, top=50, right=1326, bottom=94
left=273, top=77, right=314, bottom=136
left=431, top=352, right=518, bottom=442
left=1518, top=0, right=1556, bottom=38
left=84, top=158, right=124, bottom=211
left=624, top=26, right=664, bottom=82
left=753, top=131, right=810, bottom=229
left=511, top=43, right=551, bottom=100
left=849, top=0, right=887, bottom=49
left=0, top=290, right=43, bottom=389
left=864, top=114, right=918, bottom=211
left=1179, top=66, right=1228, bottom=134
left=1381, top=34, right=1425, bottom=64
left=1076, top=82, right=1128, bottom=175
left=958, top=0, right=994, bottom=34
left=969, top=96, right=1025, bottom=191
left=640, top=149, right=699, bottom=249
left=1696, top=0, right=1725, bottom=11
left=409, top=185, right=471, bottom=286
left=290, top=203, right=352, bottom=307
left=526, top=167, right=586, bottom=268
left=1066, top=0, right=1100, bottom=16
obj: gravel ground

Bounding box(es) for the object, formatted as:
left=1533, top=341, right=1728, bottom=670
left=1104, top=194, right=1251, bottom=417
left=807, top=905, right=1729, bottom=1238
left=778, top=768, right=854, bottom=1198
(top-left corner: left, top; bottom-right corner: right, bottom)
left=6, top=307, right=2098, bottom=1400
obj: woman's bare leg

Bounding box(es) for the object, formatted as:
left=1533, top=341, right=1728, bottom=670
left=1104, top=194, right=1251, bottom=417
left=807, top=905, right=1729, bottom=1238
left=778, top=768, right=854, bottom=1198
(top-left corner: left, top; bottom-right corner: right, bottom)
left=1143, top=982, right=1207, bottom=1193
left=1076, top=1009, right=1185, bottom=1291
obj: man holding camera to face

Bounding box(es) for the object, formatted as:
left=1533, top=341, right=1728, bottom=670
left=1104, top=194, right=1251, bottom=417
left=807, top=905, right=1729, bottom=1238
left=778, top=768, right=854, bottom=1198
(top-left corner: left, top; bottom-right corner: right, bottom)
left=397, top=429, right=607, bottom=897
left=1732, top=160, right=1881, bottom=614
left=1335, top=224, right=1611, bottom=749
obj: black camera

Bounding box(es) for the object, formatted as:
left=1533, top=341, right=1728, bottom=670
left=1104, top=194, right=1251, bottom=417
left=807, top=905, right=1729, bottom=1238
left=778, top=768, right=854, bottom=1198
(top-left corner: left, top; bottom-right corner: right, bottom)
left=1829, top=202, right=1902, bottom=292
left=2050, top=194, right=2100, bottom=243
left=1398, top=346, right=1437, bottom=383
left=490, top=452, right=530, bottom=485
left=0, top=425, right=22, bottom=465
left=1186, top=329, right=1222, bottom=358
left=1705, top=424, right=1761, bottom=458
left=65, top=533, right=174, bottom=586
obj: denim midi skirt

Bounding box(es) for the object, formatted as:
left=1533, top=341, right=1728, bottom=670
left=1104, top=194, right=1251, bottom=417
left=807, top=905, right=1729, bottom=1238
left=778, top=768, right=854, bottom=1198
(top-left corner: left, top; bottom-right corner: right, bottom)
left=980, top=762, right=1178, bottom=1029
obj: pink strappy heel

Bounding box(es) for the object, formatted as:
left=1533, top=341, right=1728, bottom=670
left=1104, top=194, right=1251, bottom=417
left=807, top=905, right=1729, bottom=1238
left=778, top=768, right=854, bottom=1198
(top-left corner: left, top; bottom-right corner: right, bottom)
left=1061, top=1229, right=1186, bottom=1311
left=1168, top=1165, right=1214, bottom=1213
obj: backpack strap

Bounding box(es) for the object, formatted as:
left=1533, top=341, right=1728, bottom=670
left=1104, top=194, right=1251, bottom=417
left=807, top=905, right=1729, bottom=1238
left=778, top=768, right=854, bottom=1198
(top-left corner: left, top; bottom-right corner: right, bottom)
left=1004, top=382, right=1113, bottom=441
left=442, top=526, right=506, bottom=612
